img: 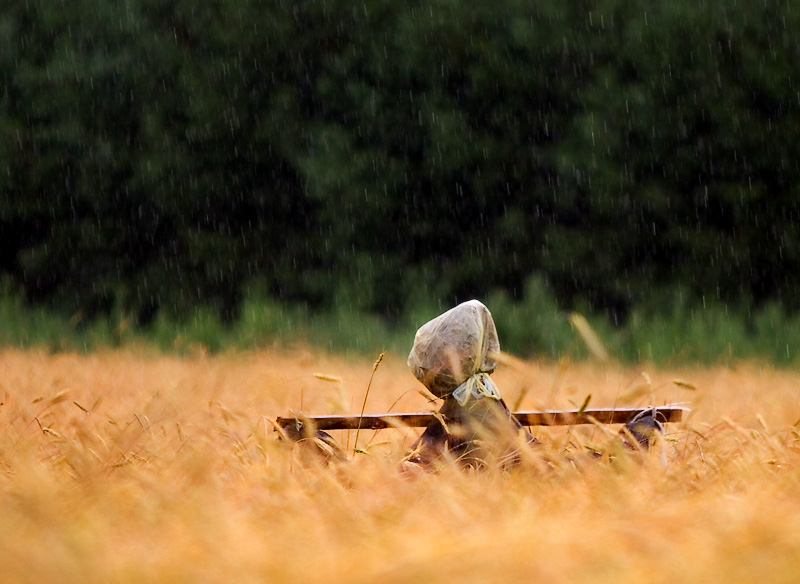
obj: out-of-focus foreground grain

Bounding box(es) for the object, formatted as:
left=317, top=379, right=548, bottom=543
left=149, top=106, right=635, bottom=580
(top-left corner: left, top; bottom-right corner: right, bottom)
left=1, top=348, right=799, bottom=584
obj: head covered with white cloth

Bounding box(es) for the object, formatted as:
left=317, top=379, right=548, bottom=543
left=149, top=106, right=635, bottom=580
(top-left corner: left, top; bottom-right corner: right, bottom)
left=407, top=300, right=502, bottom=405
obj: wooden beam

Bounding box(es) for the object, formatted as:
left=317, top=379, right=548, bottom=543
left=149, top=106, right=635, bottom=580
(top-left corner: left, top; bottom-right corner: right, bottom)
left=276, top=405, right=687, bottom=432
left=514, top=407, right=686, bottom=426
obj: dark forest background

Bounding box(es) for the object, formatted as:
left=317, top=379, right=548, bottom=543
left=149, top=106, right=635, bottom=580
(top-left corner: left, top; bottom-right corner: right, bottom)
left=2, top=0, right=799, bottom=360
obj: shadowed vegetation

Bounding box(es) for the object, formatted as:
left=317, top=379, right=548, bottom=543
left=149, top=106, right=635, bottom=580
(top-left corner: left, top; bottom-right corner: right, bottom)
left=1, top=0, right=799, bottom=351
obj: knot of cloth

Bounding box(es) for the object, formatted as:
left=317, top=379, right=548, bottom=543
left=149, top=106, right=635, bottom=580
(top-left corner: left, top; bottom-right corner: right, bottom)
left=451, top=371, right=501, bottom=406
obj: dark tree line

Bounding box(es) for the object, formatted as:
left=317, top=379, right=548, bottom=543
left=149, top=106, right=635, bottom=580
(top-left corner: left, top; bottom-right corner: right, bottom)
left=1, top=0, right=799, bottom=325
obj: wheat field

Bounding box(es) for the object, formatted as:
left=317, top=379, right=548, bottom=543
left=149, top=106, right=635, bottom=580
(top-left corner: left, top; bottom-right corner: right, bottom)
left=1, top=346, right=799, bottom=583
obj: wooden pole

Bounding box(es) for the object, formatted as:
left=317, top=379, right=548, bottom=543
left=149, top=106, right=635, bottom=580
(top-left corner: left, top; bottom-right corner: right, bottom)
left=276, top=405, right=687, bottom=433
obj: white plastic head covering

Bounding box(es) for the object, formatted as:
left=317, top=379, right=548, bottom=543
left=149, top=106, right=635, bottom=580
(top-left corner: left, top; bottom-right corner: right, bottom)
left=408, top=300, right=502, bottom=405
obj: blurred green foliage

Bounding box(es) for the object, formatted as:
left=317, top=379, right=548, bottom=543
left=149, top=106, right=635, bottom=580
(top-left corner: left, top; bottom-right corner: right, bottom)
left=1, top=0, right=799, bottom=362
left=5, top=277, right=800, bottom=367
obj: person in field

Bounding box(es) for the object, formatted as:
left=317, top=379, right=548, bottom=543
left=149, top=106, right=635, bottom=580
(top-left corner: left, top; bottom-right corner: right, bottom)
left=402, top=300, right=663, bottom=470
left=403, top=300, right=535, bottom=469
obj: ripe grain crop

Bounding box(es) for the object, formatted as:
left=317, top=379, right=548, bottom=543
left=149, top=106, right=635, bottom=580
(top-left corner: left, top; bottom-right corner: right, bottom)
left=1, top=347, right=799, bottom=583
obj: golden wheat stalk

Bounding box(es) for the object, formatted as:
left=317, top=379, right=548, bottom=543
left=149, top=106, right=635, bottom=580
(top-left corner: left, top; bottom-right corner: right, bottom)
left=568, top=312, right=609, bottom=361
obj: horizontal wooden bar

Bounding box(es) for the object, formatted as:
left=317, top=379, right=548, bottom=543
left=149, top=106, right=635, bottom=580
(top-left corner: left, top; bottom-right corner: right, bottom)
left=514, top=406, right=686, bottom=426
left=276, top=405, right=687, bottom=432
